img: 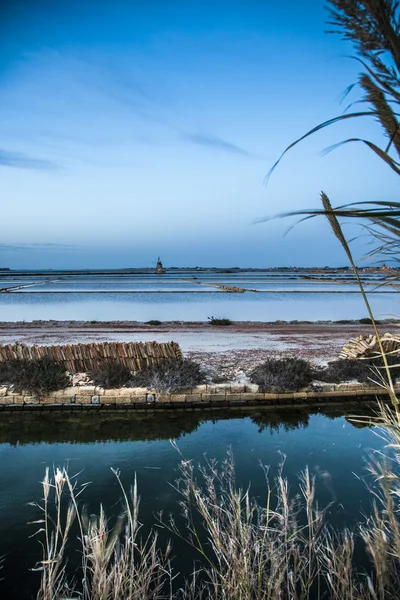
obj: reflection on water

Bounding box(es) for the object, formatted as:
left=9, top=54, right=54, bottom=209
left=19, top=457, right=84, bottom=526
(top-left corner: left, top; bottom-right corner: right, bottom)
left=0, top=290, right=398, bottom=321
left=0, top=271, right=398, bottom=322
left=0, top=404, right=371, bottom=445
left=0, top=405, right=383, bottom=599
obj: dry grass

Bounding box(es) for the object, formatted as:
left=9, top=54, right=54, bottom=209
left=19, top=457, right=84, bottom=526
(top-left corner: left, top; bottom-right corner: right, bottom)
left=163, top=448, right=327, bottom=600
left=31, top=467, right=172, bottom=600
left=23, top=209, right=400, bottom=600
left=27, top=425, right=400, bottom=600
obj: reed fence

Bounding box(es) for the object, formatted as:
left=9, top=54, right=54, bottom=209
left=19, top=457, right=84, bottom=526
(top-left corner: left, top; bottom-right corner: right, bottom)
left=0, top=341, right=183, bottom=373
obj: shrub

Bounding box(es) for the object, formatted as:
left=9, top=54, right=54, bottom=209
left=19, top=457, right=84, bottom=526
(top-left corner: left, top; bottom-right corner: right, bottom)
left=0, top=357, right=70, bottom=395
left=249, top=357, right=313, bottom=392
left=376, top=354, right=400, bottom=382
left=145, top=320, right=162, bottom=325
left=212, top=375, right=230, bottom=384
left=314, top=356, right=400, bottom=384
left=132, top=358, right=205, bottom=392
left=91, top=361, right=132, bottom=388
left=359, top=317, right=381, bottom=324
left=313, top=359, right=371, bottom=383
left=208, top=316, right=232, bottom=326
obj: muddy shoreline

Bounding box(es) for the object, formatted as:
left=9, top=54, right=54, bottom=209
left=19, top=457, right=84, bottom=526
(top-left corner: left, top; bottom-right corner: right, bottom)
left=1, top=319, right=399, bottom=379
left=0, top=318, right=398, bottom=330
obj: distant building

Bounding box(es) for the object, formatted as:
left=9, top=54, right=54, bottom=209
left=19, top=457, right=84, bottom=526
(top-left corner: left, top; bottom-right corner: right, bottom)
left=155, top=257, right=165, bottom=274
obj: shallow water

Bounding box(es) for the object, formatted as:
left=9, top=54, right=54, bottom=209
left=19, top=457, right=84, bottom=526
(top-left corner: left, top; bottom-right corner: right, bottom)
left=0, top=405, right=386, bottom=599
left=0, top=289, right=397, bottom=322
left=0, top=271, right=397, bottom=322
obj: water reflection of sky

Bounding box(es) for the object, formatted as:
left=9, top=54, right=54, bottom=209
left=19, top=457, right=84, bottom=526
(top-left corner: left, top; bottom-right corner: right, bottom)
left=13, top=282, right=391, bottom=292
left=0, top=272, right=397, bottom=322
left=0, top=408, right=386, bottom=599
left=0, top=290, right=397, bottom=322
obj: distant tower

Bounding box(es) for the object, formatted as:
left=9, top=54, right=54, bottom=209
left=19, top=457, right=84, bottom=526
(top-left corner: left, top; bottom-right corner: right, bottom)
left=155, top=257, right=165, bottom=274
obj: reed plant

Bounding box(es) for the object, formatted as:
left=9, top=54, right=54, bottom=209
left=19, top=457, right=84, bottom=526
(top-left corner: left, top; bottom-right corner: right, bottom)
left=265, top=1, right=400, bottom=404
left=265, top=1, right=400, bottom=270
left=27, top=439, right=400, bottom=600
left=161, top=448, right=328, bottom=600
left=27, top=195, right=400, bottom=600
left=29, top=152, right=400, bottom=600
left=32, top=466, right=173, bottom=600
left=252, top=1, right=400, bottom=595
left=14, top=3, right=400, bottom=599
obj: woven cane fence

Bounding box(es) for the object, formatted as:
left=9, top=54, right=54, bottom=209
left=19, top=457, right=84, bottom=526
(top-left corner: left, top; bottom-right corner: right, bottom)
left=0, top=341, right=183, bottom=373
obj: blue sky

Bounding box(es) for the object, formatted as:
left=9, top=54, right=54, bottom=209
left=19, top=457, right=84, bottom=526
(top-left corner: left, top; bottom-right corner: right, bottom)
left=1, top=0, right=398, bottom=269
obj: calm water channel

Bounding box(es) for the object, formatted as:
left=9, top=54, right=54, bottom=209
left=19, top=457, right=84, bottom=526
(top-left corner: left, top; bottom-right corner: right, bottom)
left=0, top=405, right=387, bottom=599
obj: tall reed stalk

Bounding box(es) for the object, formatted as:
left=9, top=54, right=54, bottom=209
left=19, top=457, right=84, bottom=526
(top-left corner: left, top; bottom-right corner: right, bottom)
left=24, top=3, right=400, bottom=595
left=29, top=445, right=400, bottom=599
left=264, top=1, right=400, bottom=413
left=31, top=467, right=173, bottom=600
left=319, top=192, right=398, bottom=414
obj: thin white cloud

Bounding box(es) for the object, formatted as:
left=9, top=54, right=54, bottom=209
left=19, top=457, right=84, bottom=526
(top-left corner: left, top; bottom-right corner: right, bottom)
left=182, top=132, right=254, bottom=157
left=0, top=149, right=57, bottom=170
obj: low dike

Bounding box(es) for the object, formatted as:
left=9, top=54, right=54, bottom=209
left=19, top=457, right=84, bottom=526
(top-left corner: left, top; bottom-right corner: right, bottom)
left=0, top=383, right=397, bottom=411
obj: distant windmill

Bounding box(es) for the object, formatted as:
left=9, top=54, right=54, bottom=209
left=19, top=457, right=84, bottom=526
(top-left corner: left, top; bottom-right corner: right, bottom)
left=154, top=257, right=165, bottom=274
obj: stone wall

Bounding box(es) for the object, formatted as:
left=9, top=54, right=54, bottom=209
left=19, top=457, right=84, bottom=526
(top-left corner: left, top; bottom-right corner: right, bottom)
left=0, top=382, right=397, bottom=410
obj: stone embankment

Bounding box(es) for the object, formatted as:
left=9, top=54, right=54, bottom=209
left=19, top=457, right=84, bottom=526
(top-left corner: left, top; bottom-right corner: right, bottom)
left=0, top=382, right=397, bottom=410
